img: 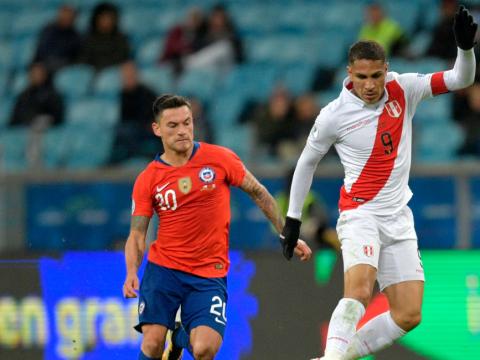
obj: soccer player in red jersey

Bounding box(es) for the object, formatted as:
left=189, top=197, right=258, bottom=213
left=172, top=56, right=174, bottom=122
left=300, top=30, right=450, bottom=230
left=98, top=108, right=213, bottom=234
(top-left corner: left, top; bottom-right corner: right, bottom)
left=123, top=94, right=312, bottom=360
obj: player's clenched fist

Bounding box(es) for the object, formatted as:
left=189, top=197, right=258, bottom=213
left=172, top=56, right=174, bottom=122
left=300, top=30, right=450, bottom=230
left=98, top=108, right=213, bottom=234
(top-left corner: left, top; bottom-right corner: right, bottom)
left=123, top=273, right=139, bottom=298
left=280, top=216, right=302, bottom=260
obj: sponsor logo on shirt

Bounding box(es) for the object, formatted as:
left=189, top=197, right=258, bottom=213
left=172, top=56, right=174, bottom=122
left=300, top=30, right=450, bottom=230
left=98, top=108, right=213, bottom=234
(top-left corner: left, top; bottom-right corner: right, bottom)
left=178, top=177, right=192, bottom=194
left=199, top=167, right=216, bottom=183
left=385, top=100, right=402, bottom=118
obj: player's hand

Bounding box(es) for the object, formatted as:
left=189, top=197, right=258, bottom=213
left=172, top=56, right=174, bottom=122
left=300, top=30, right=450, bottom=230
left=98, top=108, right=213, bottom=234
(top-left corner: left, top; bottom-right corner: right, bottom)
left=294, top=239, right=312, bottom=261
left=280, top=217, right=301, bottom=260
left=453, top=5, right=478, bottom=50
left=123, top=273, right=139, bottom=298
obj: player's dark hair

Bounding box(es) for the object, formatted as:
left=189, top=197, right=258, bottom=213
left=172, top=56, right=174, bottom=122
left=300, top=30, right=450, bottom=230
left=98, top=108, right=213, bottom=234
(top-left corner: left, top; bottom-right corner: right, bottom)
left=348, top=40, right=386, bottom=64
left=152, top=94, right=191, bottom=122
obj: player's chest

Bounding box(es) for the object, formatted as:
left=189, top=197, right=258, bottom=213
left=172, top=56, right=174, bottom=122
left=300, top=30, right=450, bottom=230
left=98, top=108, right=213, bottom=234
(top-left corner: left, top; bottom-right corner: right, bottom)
left=337, top=100, right=405, bottom=150
left=151, top=166, right=224, bottom=212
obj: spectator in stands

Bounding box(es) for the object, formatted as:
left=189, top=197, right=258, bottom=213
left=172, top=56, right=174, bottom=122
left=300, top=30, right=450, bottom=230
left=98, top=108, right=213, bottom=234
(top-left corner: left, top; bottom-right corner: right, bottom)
left=9, top=62, right=64, bottom=127
left=189, top=97, right=214, bottom=143
left=427, top=0, right=458, bottom=61
left=293, top=93, right=320, bottom=140
left=250, top=85, right=296, bottom=158
left=79, top=2, right=131, bottom=70
left=183, top=4, right=243, bottom=72
left=358, top=2, right=408, bottom=56
left=110, top=61, right=158, bottom=164
left=159, top=7, right=207, bottom=75
left=33, top=4, right=81, bottom=72
left=456, top=83, right=480, bottom=156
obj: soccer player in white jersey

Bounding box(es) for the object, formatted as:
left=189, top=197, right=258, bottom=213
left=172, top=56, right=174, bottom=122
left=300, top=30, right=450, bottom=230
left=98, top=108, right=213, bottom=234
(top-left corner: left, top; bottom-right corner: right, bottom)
left=280, top=5, right=477, bottom=360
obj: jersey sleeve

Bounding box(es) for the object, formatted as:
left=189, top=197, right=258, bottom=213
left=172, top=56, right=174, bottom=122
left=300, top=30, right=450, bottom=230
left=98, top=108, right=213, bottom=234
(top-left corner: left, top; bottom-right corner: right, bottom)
left=131, top=170, right=154, bottom=217
left=221, top=147, right=246, bottom=187
left=397, top=72, right=448, bottom=107
left=306, top=107, right=337, bottom=155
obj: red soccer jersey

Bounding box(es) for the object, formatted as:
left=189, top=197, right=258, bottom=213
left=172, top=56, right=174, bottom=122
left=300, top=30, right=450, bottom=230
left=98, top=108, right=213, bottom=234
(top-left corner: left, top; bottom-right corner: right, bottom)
left=131, top=142, right=246, bottom=278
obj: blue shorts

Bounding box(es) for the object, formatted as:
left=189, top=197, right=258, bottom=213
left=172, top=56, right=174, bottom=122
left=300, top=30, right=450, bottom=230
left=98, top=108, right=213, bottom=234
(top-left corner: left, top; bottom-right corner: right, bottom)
left=134, top=262, right=228, bottom=337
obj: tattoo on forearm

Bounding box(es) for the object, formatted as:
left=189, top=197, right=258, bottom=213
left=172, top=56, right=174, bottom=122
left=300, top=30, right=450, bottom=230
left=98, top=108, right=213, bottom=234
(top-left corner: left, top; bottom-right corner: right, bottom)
left=130, top=216, right=150, bottom=232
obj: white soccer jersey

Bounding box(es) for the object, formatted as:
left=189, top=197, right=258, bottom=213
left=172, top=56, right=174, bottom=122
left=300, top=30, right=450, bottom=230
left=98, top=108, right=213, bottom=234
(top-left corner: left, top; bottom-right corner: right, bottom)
left=308, top=71, right=449, bottom=214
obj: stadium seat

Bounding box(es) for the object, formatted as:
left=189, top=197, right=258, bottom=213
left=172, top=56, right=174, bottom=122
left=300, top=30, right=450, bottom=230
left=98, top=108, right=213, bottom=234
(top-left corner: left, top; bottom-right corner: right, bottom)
left=228, top=4, right=278, bottom=35
left=122, top=9, right=162, bottom=42
left=136, top=37, right=164, bottom=67
left=279, top=62, right=316, bottom=95
left=11, top=10, right=55, bottom=37
left=0, top=12, right=12, bottom=39
left=0, top=127, right=28, bottom=172
left=62, top=124, right=114, bottom=169
left=92, top=66, right=121, bottom=98
left=66, top=98, right=119, bottom=126
left=416, top=120, right=464, bottom=163
left=0, top=96, right=13, bottom=128
left=54, top=65, right=95, bottom=99
left=216, top=124, right=253, bottom=161
left=11, top=70, right=28, bottom=97
left=209, top=92, right=247, bottom=129
left=385, top=1, right=420, bottom=35
left=416, top=93, right=452, bottom=123
left=139, top=65, right=175, bottom=94
left=41, top=125, right=66, bottom=169
left=0, top=41, right=13, bottom=70
left=176, top=68, right=218, bottom=103
left=12, top=37, right=36, bottom=70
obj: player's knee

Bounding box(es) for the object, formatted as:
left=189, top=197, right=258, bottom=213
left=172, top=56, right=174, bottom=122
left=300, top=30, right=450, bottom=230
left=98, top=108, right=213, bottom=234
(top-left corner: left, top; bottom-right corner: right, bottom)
left=347, top=287, right=372, bottom=307
left=191, top=340, right=217, bottom=360
left=141, top=334, right=164, bottom=357
left=394, top=309, right=422, bottom=331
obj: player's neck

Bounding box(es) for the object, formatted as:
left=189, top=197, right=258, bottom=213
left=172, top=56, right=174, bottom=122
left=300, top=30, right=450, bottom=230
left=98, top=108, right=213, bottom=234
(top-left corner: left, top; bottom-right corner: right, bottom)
left=161, top=148, right=193, bottom=167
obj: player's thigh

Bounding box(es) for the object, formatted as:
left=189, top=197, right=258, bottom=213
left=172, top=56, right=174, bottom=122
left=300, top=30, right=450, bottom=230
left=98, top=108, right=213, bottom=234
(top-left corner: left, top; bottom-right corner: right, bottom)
left=377, top=239, right=424, bottom=292
left=344, top=263, right=377, bottom=305
left=135, top=262, right=183, bottom=333
left=181, top=277, right=228, bottom=339
left=383, top=279, right=424, bottom=330
left=337, top=209, right=381, bottom=273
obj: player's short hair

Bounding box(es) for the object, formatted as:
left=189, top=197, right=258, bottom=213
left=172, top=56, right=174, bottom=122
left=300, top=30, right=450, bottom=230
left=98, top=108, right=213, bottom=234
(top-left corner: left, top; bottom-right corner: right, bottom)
left=152, top=94, right=192, bottom=122
left=348, top=40, right=386, bottom=64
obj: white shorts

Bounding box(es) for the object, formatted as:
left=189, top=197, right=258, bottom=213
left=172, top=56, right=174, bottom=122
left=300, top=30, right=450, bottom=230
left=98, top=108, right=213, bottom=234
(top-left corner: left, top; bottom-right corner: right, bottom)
left=336, top=205, right=425, bottom=291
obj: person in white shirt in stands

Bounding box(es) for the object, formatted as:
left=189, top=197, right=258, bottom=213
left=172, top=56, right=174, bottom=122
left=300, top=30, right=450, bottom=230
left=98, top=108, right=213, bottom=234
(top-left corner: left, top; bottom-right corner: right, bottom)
left=279, top=5, right=477, bottom=360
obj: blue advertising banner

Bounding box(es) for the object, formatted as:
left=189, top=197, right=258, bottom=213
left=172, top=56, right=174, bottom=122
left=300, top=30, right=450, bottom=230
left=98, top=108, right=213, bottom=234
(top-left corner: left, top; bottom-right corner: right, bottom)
left=37, top=251, right=257, bottom=359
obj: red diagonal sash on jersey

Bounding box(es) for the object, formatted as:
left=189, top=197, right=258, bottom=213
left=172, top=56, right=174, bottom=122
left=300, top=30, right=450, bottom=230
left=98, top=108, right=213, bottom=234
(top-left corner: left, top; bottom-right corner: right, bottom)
left=339, top=80, right=406, bottom=211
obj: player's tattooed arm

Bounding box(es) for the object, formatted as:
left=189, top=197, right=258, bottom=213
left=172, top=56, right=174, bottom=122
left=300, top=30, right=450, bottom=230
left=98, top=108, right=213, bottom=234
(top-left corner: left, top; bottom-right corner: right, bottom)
left=240, top=169, right=284, bottom=234
left=125, top=216, right=150, bottom=273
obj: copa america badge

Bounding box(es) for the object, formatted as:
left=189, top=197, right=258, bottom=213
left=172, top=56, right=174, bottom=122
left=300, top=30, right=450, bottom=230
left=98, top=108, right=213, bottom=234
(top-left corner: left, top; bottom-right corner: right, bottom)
left=199, top=167, right=216, bottom=183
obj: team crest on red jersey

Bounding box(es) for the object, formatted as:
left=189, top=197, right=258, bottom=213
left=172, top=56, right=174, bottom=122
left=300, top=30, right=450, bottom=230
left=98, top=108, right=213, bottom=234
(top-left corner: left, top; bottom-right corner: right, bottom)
left=385, top=100, right=402, bottom=118
left=178, top=177, right=192, bottom=194
left=199, top=167, right=216, bottom=183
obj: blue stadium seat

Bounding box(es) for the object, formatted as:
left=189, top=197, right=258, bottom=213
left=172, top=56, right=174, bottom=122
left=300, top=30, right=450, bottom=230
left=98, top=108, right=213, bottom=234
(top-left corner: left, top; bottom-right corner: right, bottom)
left=416, top=120, right=464, bottom=163
left=62, top=124, right=114, bottom=169
left=42, top=125, right=66, bottom=169
left=385, top=1, right=420, bottom=35
left=279, top=62, right=316, bottom=95
left=0, top=12, right=12, bottom=39
left=0, top=41, right=13, bottom=70
left=416, top=94, right=452, bottom=123
left=176, top=68, right=218, bottom=103
left=92, top=66, right=121, bottom=98
left=216, top=124, right=253, bottom=161
left=140, top=65, right=175, bottom=94
left=209, top=92, right=247, bottom=129
left=66, top=98, right=119, bottom=126
left=12, top=37, right=36, bottom=70
left=121, top=9, right=162, bottom=43
left=11, top=10, right=55, bottom=37
left=11, top=70, right=28, bottom=97
left=136, top=37, right=164, bottom=67
left=228, top=4, right=278, bottom=35
left=0, top=127, right=28, bottom=172
left=0, top=95, right=13, bottom=128
left=54, top=65, right=95, bottom=99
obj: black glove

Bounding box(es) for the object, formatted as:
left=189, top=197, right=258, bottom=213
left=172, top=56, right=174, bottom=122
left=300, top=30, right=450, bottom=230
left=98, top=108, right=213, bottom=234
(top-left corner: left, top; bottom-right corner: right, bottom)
left=453, top=5, right=478, bottom=50
left=279, top=217, right=301, bottom=260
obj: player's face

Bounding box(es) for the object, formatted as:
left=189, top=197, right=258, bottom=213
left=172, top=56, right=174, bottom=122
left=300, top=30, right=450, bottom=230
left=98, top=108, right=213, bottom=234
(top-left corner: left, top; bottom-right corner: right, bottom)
left=348, top=59, right=387, bottom=104
left=152, top=106, right=194, bottom=153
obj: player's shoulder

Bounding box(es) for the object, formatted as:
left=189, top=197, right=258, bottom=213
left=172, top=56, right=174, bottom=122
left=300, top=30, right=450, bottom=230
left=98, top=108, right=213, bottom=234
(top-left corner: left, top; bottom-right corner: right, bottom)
left=199, top=142, right=240, bottom=159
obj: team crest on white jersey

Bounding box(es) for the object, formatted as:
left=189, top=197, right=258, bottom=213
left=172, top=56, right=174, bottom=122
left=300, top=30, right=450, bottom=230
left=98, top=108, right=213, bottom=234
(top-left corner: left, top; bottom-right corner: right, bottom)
left=178, top=177, right=192, bottom=194
left=385, top=100, right=402, bottom=118
left=199, top=167, right=215, bottom=183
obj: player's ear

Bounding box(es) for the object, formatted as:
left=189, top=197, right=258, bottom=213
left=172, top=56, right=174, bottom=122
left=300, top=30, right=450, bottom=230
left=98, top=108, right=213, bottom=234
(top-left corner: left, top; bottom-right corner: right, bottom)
left=152, top=120, right=162, bottom=138
left=384, top=61, right=388, bottom=73
left=347, top=65, right=353, bottom=79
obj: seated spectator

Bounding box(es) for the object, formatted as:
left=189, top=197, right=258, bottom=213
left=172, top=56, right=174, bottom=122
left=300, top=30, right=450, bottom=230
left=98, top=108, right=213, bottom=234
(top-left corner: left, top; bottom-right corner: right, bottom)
left=456, top=83, right=480, bottom=157
left=159, top=7, right=207, bottom=75
left=183, top=4, right=244, bottom=72
left=250, top=86, right=296, bottom=158
left=358, top=2, right=408, bottom=56
left=9, top=62, right=64, bottom=127
left=426, top=0, right=458, bottom=61
left=33, top=4, right=81, bottom=72
left=79, top=2, right=131, bottom=70
left=110, top=62, right=158, bottom=164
